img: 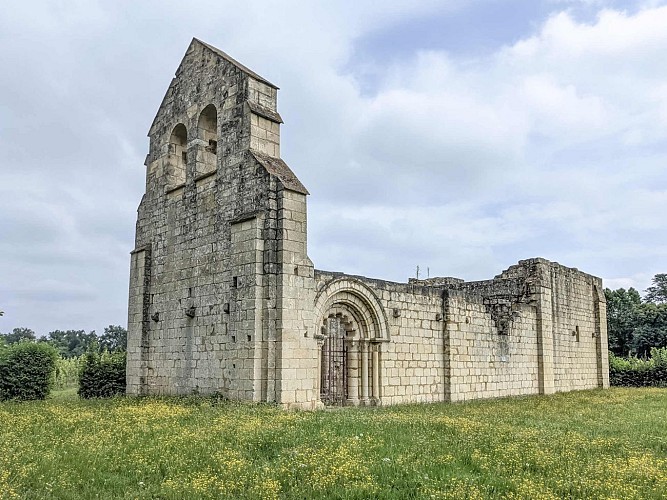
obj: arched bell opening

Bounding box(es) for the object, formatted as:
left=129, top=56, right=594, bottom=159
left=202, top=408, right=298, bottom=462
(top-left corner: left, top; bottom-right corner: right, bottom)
left=167, top=123, right=187, bottom=187
left=197, top=104, right=217, bottom=176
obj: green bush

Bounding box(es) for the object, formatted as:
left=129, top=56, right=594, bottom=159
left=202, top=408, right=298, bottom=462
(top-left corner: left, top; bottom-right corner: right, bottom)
left=78, top=348, right=126, bottom=399
left=0, top=342, right=58, bottom=401
left=609, top=348, right=667, bottom=387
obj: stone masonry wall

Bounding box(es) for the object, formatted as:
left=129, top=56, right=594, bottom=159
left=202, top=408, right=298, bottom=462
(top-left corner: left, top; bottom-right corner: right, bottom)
left=314, top=259, right=608, bottom=406
left=444, top=291, right=540, bottom=402
left=275, top=189, right=318, bottom=409
left=380, top=285, right=444, bottom=405
left=547, top=264, right=605, bottom=392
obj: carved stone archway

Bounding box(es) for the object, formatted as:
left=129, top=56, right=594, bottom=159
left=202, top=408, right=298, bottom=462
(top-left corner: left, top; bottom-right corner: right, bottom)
left=313, top=278, right=390, bottom=406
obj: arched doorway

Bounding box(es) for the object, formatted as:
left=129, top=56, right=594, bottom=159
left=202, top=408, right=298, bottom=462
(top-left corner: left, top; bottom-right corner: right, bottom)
left=320, top=314, right=348, bottom=406
left=314, top=279, right=390, bottom=406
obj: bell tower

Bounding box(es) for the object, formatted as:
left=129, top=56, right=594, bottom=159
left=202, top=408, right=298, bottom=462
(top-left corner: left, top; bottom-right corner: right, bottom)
left=127, top=39, right=319, bottom=408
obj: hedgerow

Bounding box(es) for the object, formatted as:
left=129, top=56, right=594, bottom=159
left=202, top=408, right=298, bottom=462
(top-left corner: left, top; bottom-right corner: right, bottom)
left=78, top=347, right=126, bottom=398
left=609, top=347, right=667, bottom=387
left=0, top=342, right=58, bottom=401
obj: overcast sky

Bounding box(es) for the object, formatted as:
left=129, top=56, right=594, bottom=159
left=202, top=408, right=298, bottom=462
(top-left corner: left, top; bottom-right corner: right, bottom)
left=1, top=0, right=666, bottom=335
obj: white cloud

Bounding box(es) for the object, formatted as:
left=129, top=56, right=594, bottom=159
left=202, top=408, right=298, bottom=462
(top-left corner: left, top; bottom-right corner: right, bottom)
left=0, top=1, right=665, bottom=333
left=303, top=3, right=667, bottom=287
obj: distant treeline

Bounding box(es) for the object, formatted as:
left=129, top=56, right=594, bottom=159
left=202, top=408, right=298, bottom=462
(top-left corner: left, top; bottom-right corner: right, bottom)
left=0, top=325, right=127, bottom=357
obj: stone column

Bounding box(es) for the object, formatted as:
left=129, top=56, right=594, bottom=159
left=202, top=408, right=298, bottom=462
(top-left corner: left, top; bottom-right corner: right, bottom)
left=371, top=342, right=381, bottom=405
left=346, top=338, right=359, bottom=406
left=360, top=340, right=369, bottom=405
left=315, top=336, right=325, bottom=400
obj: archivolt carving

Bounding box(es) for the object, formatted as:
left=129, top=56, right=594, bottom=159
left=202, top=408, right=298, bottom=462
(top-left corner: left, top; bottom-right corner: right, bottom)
left=313, top=278, right=390, bottom=341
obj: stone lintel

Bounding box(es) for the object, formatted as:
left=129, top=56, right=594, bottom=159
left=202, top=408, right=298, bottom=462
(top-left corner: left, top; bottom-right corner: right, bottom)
left=230, top=209, right=264, bottom=225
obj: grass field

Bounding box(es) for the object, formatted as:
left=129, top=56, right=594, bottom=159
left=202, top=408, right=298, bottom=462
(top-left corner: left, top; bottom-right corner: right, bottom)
left=1, top=388, right=666, bottom=499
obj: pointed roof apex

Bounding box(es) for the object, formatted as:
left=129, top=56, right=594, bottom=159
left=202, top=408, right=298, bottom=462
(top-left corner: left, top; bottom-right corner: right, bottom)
left=191, top=38, right=279, bottom=90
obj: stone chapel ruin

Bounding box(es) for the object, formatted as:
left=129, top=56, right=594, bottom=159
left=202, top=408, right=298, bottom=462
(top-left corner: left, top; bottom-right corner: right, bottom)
left=127, top=39, right=609, bottom=409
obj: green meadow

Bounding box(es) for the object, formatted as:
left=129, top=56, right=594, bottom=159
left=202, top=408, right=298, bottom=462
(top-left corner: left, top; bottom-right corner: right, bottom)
left=1, top=388, right=666, bottom=499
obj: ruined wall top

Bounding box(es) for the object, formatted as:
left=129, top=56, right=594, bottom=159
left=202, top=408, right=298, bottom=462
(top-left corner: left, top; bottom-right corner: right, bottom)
left=319, top=257, right=603, bottom=304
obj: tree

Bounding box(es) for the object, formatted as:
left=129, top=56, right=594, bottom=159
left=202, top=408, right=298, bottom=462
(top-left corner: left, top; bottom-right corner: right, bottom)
left=1, top=327, right=36, bottom=344
left=645, top=274, right=667, bottom=304
left=45, top=330, right=98, bottom=358
left=607, top=278, right=667, bottom=358
left=605, top=287, right=642, bottom=356
left=631, top=302, right=667, bottom=357
left=99, top=325, right=127, bottom=353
